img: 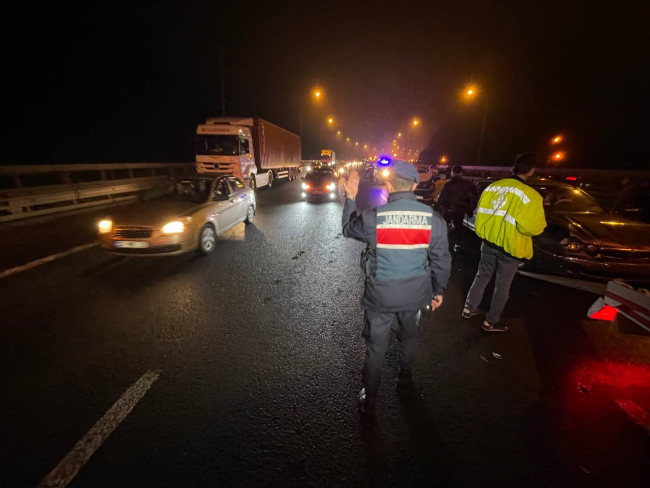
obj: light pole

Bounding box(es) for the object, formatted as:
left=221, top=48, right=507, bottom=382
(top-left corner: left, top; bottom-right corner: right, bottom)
left=299, top=88, right=322, bottom=137
left=463, top=85, right=488, bottom=166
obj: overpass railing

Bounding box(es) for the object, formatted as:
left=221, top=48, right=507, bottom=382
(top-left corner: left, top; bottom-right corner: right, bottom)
left=0, top=163, right=196, bottom=222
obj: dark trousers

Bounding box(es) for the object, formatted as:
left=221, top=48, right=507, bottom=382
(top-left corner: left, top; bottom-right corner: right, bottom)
left=464, top=244, right=520, bottom=323
left=362, top=310, right=420, bottom=392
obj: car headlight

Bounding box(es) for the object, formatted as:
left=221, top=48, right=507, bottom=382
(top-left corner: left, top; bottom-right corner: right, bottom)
left=382, top=169, right=390, bottom=178
left=306, top=166, right=312, bottom=172
left=302, top=182, right=310, bottom=190
left=98, top=220, right=112, bottom=234
left=162, top=221, right=184, bottom=234
left=327, top=183, right=336, bottom=191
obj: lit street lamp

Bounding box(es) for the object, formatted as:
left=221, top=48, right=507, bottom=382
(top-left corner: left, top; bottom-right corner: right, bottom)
left=328, top=117, right=333, bottom=124
left=462, top=83, right=488, bottom=165
left=552, top=135, right=562, bottom=144
left=440, top=156, right=447, bottom=163
left=299, top=87, right=324, bottom=137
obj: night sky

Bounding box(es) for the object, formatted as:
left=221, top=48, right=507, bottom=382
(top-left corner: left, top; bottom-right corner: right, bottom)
left=11, top=1, right=649, bottom=168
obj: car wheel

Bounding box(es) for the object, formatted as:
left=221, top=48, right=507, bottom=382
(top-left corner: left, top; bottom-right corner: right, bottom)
left=198, top=224, right=216, bottom=255
left=249, top=174, right=257, bottom=192
left=267, top=171, right=274, bottom=188
left=244, top=205, right=255, bottom=225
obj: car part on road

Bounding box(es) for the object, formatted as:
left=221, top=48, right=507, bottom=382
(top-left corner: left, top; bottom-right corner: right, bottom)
left=198, top=224, right=216, bottom=255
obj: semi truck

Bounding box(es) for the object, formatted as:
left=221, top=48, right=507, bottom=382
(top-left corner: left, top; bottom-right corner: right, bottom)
left=195, top=117, right=301, bottom=190
left=320, top=149, right=336, bottom=166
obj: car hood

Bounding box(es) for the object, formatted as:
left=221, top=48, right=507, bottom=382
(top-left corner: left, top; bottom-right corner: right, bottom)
left=109, top=200, right=205, bottom=229
left=550, top=212, right=650, bottom=250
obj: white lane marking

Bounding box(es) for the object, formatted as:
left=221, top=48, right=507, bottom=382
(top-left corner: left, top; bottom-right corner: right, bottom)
left=36, top=370, right=160, bottom=488
left=616, top=399, right=650, bottom=436
left=0, top=242, right=98, bottom=280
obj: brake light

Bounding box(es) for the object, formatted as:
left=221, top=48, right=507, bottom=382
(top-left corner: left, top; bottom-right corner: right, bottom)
left=589, top=304, right=619, bottom=321
left=566, top=176, right=577, bottom=181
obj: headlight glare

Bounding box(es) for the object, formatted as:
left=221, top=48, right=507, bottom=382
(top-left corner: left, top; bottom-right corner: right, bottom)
left=302, top=182, right=310, bottom=190
left=162, top=221, right=185, bottom=234
left=98, top=220, right=112, bottom=234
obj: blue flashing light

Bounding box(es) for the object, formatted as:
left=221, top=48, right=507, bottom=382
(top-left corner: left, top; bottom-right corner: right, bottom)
left=378, top=157, right=391, bottom=166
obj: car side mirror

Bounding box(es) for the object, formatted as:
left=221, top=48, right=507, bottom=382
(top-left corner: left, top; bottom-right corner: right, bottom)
left=213, top=193, right=228, bottom=201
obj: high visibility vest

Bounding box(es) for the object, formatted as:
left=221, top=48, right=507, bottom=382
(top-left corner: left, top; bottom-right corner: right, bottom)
left=474, top=178, right=546, bottom=259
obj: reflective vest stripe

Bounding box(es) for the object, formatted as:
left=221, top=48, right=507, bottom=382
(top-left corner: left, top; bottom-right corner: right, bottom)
left=482, top=185, right=531, bottom=204
left=476, top=207, right=517, bottom=225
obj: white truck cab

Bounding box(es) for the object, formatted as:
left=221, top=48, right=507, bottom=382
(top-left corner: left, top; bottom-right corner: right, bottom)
left=195, top=118, right=257, bottom=181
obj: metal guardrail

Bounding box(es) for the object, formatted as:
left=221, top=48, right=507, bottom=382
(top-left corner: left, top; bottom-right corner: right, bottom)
left=434, top=165, right=650, bottom=179
left=0, top=163, right=196, bottom=222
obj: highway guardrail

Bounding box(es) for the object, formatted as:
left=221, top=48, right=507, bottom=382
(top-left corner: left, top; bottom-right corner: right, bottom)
left=0, top=163, right=195, bottom=222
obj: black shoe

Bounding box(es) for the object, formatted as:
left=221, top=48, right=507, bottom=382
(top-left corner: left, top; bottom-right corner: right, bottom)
left=396, top=368, right=413, bottom=394
left=482, top=320, right=509, bottom=332
left=358, top=388, right=377, bottom=418
left=461, top=308, right=478, bottom=319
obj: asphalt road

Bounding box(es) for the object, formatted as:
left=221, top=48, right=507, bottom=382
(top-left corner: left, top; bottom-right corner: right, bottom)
left=1, top=179, right=649, bottom=488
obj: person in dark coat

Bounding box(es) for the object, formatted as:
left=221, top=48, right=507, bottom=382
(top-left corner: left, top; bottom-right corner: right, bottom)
left=340, top=160, right=451, bottom=418
left=437, top=165, right=479, bottom=252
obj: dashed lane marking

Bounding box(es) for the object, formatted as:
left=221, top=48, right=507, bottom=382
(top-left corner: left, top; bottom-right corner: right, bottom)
left=36, top=370, right=160, bottom=488
left=616, top=399, right=650, bottom=436
left=0, top=242, right=98, bottom=279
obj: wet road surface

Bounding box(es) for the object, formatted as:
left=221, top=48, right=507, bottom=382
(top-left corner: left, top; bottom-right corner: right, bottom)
left=1, top=179, right=649, bottom=487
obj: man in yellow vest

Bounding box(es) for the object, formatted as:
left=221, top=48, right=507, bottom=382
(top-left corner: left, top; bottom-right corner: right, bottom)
left=462, top=154, right=547, bottom=332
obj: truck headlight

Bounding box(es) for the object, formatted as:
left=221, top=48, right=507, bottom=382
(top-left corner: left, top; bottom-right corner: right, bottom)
left=302, top=182, right=310, bottom=190
left=162, top=221, right=185, bottom=234
left=98, top=220, right=112, bottom=234
left=327, top=183, right=336, bottom=191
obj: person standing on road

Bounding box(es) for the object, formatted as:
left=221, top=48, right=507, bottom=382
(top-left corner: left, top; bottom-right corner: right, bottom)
left=340, top=160, right=451, bottom=418
left=462, top=154, right=546, bottom=332
left=432, top=173, right=449, bottom=202
left=437, top=165, right=479, bottom=252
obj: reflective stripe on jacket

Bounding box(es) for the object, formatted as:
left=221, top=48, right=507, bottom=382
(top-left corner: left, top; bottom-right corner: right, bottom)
left=474, top=177, right=546, bottom=259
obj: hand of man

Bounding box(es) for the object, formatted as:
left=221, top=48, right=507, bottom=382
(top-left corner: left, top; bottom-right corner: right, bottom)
left=340, top=170, right=360, bottom=200
left=430, top=295, right=444, bottom=311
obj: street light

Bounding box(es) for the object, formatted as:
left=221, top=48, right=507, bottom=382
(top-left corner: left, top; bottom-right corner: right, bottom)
left=337, top=131, right=341, bottom=135
left=412, top=118, right=420, bottom=126
left=440, top=156, right=447, bottom=163
left=328, top=117, right=333, bottom=124
left=398, top=133, right=402, bottom=137
left=552, top=135, right=562, bottom=144
left=346, top=137, right=350, bottom=142
left=553, top=151, right=565, bottom=161
left=299, top=86, right=324, bottom=137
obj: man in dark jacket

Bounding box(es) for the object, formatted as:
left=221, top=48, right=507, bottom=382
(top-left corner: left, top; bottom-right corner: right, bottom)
left=340, top=160, right=451, bottom=417
left=437, top=165, right=479, bottom=251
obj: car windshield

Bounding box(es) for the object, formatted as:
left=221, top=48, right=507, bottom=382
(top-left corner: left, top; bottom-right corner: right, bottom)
left=535, top=185, right=605, bottom=213
left=144, top=179, right=212, bottom=204
left=306, top=171, right=335, bottom=183
left=195, top=135, right=240, bottom=156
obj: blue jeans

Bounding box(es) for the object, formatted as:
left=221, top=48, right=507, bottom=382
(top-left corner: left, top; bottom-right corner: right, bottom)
left=464, top=244, right=520, bottom=324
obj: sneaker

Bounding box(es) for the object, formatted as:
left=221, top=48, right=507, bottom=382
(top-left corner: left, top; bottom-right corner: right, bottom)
left=461, top=308, right=478, bottom=319
left=358, top=388, right=377, bottom=418
left=396, top=368, right=413, bottom=394
left=482, top=320, right=509, bottom=332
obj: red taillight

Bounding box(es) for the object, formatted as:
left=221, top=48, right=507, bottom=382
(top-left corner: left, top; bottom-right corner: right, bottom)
left=566, top=176, right=577, bottom=181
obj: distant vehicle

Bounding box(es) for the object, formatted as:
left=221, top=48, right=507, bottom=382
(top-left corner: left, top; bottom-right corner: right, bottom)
left=98, top=176, right=256, bottom=256
left=195, top=117, right=301, bottom=191
left=301, top=170, right=338, bottom=201
left=320, top=149, right=336, bottom=167
left=414, top=164, right=436, bottom=205
left=464, top=178, right=650, bottom=282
